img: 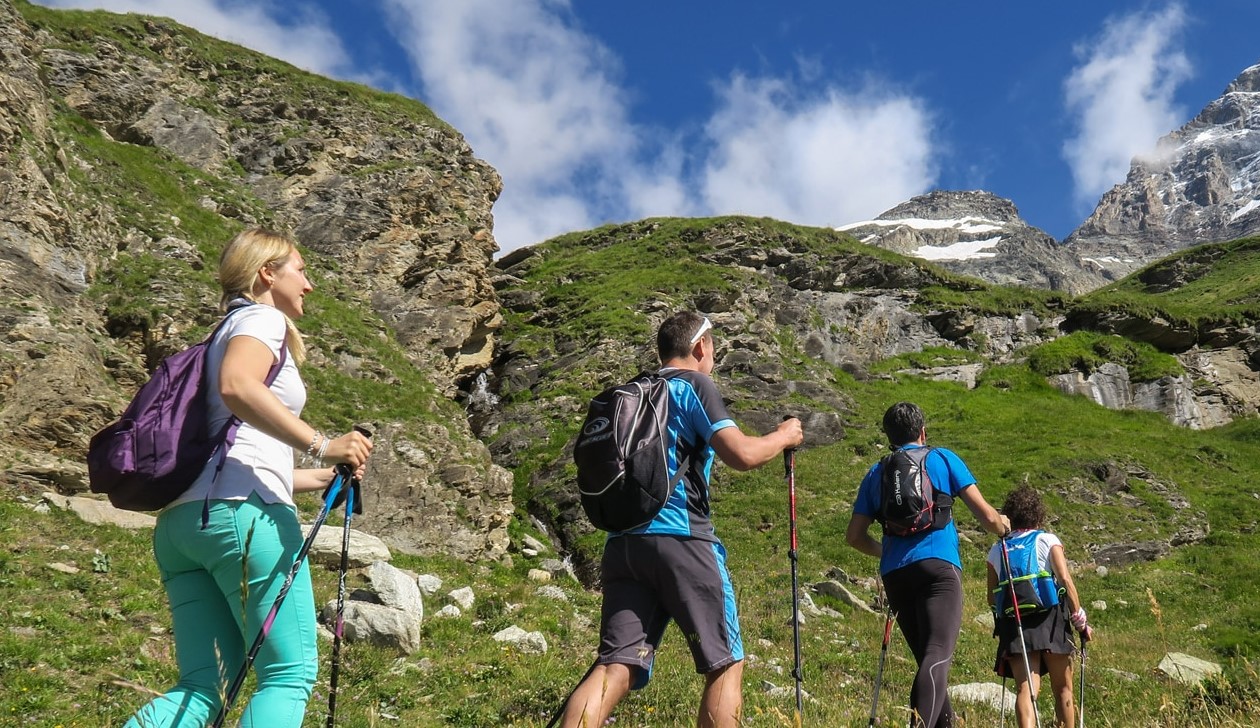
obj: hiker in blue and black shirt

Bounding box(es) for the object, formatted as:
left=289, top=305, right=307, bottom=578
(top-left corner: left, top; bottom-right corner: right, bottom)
left=846, top=401, right=1010, bottom=728
left=560, top=311, right=803, bottom=728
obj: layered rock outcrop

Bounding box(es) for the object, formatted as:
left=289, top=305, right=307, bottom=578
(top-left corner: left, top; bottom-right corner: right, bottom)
left=0, top=0, right=511, bottom=560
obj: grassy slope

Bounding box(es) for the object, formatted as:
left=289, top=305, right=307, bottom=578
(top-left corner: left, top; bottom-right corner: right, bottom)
left=1068, top=236, right=1260, bottom=328
left=7, top=350, right=1260, bottom=726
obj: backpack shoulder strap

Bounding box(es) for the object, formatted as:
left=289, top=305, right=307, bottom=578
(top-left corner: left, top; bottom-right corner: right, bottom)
left=919, top=446, right=955, bottom=527
left=652, top=368, right=698, bottom=489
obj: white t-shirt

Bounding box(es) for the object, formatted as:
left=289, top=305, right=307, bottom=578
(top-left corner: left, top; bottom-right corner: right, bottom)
left=986, top=530, right=1063, bottom=574
left=169, top=303, right=306, bottom=508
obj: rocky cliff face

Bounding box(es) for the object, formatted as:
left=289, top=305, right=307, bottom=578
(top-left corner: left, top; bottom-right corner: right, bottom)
left=839, top=190, right=1108, bottom=295
left=0, top=0, right=511, bottom=560
left=1065, top=63, right=1260, bottom=278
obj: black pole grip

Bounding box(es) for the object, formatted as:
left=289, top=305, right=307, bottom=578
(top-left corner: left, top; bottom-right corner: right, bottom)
left=324, top=426, right=373, bottom=514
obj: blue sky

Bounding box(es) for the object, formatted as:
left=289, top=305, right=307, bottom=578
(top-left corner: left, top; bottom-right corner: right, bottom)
left=32, top=1, right=1260, bottom=253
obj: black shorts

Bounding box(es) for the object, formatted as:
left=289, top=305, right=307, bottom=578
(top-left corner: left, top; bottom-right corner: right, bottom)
left=597, top=535, right=743, bottom=689
left=994, top=605, right=1077, bottom=677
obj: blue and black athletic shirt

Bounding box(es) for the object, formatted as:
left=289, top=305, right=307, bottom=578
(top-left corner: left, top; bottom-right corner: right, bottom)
left=614, top=367, right=736, bottom=542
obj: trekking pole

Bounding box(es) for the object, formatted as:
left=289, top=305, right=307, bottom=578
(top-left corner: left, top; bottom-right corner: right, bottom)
left=1078, top=643, right=1087, bottom=728
left=784, top=445, right=804, bottom=719
left=998, top=536, right=1041, bottom=728
left=1000, top=674, right=1008, bottom=727
left=867, top=604, right=894, bottom=727
left=211, top=468, right=351, bottom=728
left=327, top=431, right=369, bottom=728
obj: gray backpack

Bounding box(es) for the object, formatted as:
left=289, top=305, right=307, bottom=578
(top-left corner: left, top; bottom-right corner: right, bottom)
left=573, top=372, right=689, bottom=532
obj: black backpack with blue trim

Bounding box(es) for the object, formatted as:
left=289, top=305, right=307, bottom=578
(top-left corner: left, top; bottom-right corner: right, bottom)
left=573, top=372, right=690, bottom=532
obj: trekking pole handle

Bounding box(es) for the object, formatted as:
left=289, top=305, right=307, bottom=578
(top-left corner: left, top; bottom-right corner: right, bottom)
left=782, top=415, right=797, bottom=478
left=325, top=426, right=372, bottom=512
left=334, top=425, right=374, bottom=477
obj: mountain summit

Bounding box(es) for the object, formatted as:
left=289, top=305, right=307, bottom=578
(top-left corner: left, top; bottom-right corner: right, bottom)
left=1065, top=62, right=1260, bottom=278
left=838, top=190, right=1107, bottom=294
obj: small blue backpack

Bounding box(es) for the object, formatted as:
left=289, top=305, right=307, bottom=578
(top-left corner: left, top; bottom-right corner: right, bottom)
left=994, top=530, right=1064, bottom=616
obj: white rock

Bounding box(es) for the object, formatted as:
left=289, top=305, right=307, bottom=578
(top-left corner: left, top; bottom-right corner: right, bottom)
left=536, top=585, right=568, bottom=602
left=493, top=625, right=548, bottom=654
left=1157, top=652, right=1222, bottom=685
left=448, top=586, right=475, bottom=610
left=416, top=574, right=443, bottom=597
left=949, top=682, right=1014, bottom=711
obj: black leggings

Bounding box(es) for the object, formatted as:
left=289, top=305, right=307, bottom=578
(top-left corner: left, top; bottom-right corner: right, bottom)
left=883, top=558, right=963, bottom=728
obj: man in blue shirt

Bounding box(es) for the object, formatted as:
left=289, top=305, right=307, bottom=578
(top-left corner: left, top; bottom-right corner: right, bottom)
left=846, top=401, right=1009, bottom=728
left=561, top=311, right=804, bottom=728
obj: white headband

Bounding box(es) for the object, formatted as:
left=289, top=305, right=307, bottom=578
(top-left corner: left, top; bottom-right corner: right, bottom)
left=689, top=316, right=712, bottom=344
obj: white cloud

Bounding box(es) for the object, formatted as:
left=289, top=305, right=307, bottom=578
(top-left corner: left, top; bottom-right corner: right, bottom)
left=701, top=73, right=937, bottom=228
left=1062, top=3, right=1193, bottom=207
left=379, top=0, right=672, bottom=251
left=383, top=1, right=941, bottom=251
left=32, top=0, right=353, bottom=78
left=33, top=0, right=943, bottom=252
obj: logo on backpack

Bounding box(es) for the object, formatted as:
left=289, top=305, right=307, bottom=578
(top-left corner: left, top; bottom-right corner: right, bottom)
left=994, top=530, right=1063, bottom=616
left=877, top=446, right=952, bottom=537
left=582, top=417, right=611, bottom=440
left=86, top=305, right=285, bottom=512
left=573, top=372, right=690, bottom=532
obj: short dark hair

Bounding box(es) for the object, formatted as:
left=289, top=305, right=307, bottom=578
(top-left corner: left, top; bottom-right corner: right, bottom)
left=1001, top=485, right=1047, bottom=530
left=658, top=311, right=707, bottom=361
left=882, top=401, right=925, bottom=446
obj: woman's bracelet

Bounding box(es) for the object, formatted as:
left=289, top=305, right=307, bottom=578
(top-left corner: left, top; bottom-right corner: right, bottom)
left=300, top=432, right=323, bottom=465
left=317, top=432, right=331, bottom=464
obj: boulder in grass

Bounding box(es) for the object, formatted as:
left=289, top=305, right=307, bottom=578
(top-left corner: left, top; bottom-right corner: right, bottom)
left=1157, top=652, right=1222, bottom=685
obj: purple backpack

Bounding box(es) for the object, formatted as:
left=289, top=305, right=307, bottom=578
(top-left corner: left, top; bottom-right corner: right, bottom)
left=87, top=305, right=286, bottom=511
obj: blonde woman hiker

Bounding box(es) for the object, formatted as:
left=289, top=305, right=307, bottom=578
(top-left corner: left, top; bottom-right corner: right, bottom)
left=987, top=485, right=1094, bottom=728
left=124, top=228, right=372, bottom=728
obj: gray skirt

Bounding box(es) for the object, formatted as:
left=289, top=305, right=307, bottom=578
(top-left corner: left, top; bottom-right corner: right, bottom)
left=993, top=604, right=1077, bottom=677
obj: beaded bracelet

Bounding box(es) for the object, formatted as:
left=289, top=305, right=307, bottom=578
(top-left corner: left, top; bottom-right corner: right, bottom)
left=300, top=432, right=323, bottom=466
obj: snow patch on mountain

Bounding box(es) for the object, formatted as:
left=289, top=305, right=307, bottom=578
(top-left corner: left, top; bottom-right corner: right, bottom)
left=836, top=190, right=1107, bottom=293
left=1231, top=199, right=1260, bottom=222
left=837, top=216, right=1004, bottom=235
left=912, top=236, right=1002, bottom=261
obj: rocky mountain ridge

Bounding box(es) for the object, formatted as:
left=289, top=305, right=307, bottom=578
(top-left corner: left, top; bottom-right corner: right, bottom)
left=849, top=62, right=1260, bottom=292
left=1064, top=62, right=1260, bottom=278
left=838, top=190, right=1109, bottom=294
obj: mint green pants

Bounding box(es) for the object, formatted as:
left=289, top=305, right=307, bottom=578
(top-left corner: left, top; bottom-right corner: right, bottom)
left=125, top=493, right=318, bottom=728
